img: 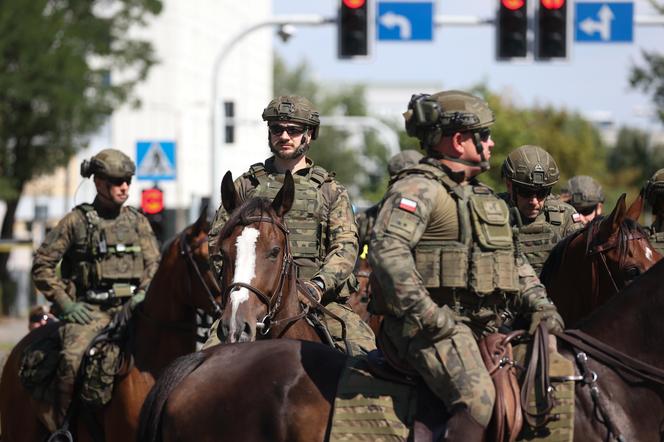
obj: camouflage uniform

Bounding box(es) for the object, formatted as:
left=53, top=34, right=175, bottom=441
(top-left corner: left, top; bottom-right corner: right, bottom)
left=205, top=96, right=375, bottom=355
left=357, top=150, right=423, bottom=251
left=370, top=91, right=563, bottom=431
left=644, top=168, right=664, bottom=255
left=31, top=149, right=160, bottom=419
left=501, top=145, right=583, bottom=275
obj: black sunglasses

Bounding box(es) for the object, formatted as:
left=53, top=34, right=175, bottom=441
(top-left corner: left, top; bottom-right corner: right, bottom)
left=477, top=128, right=491, bottom=142
left=268, top=125, right=306, bottom=136
left=577, top=205, right=598, bottom=216
left=515, top=186, right=550, bottom=200
left=106, top=176, right=132, bottom=186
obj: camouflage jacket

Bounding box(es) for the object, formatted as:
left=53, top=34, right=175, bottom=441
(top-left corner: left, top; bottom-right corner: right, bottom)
left=500, top=193, right=583, bottom=275
left=649, top=220, right=664, bottom=256
left=356, top=203, right=380, bottom=251
left=208, top=157, right=359, bottom=297
left=369, top=159, right=556, bottom=341
left=32, top=198, right=160, bottom=308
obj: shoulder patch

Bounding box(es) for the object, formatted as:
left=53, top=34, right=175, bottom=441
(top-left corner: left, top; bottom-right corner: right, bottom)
left=398, top=198, right=417, bottom=213
left=572, top=213, right=582, bottom=223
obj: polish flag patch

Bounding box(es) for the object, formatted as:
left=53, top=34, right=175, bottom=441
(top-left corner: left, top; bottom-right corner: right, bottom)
left=572, top=213, right=582, bottom=223
left=398, top=198, right=418, bottom=213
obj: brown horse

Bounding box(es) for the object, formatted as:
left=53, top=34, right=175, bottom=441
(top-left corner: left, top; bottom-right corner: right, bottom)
left=350, top=253, right=382, bottom=336
left=541, top=193, right=661, bottom=326
left=139, top=257, right=664, bottom=441
left=0, top=211, right=221, bottom=441
left=215, top=170, right=320, bottom=344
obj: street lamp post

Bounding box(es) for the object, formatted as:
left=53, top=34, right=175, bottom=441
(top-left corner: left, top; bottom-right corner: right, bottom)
left=209, top=15, right=335, bottom=210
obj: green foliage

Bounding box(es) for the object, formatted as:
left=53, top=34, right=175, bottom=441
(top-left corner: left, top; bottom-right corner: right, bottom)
left=0, top=0, right=162, bottom=200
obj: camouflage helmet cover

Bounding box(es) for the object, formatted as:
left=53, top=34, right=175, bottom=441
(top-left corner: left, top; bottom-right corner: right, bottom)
left=262, top=95, right=321, bottom=139
left=563, top=175, right=604, bottom=210
left=403, top=90, right=495, bottom=149
left=387, top=149, right=424, bottom=177
left=645, top=168, right=664, bottom=207
left=501, top=145, right=560, bottom=189
left=80, top=148, right=135, bottom=179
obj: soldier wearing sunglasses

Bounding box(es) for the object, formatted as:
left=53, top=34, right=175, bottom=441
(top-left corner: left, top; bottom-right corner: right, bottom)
left=501, top=145, right=582, bottom=275
left=31, top=148, right=160, bottom=422
left=206, top=95, right=375, bottom=356
left=643, top=168, right=664, bottom=256
left=560, top=175, right=604, bottom=225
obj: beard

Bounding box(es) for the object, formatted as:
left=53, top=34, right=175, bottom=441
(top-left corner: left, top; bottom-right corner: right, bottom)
left=269, top=139, right=309, bottom=160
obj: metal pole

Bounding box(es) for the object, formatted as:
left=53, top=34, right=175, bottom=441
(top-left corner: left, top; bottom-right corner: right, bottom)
left=209, top=15, right=335, bottom=209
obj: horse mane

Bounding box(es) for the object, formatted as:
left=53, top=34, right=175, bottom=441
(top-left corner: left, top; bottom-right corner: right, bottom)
left=540, top=225, right=586, bottom=286
left=611, top=218, right=650, bottom=268
left=219, top=197, right=276, bottom=240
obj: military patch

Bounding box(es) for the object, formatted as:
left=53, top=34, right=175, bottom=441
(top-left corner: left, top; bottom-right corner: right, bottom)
left=572, top=213, right=581, bottom=223
left=398, top=198, right=417, bottom=213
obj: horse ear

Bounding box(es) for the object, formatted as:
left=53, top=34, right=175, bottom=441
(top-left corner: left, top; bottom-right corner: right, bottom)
left=601, top=193, right=627, bottom=238
left=221, top=171, right=239, bottom=214
left=191, top=205, right=209, bottom=235
left=625, top=191, right=644, bottom=222
left=272, top=171, right=295, bottom=217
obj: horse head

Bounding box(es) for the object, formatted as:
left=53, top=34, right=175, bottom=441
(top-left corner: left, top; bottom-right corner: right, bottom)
left=218, top=171, right=298, bottom=343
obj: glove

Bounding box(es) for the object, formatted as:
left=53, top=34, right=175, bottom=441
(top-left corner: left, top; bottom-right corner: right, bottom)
left=528, top=309, right=564, bottom=335
left=130, top=290, right=146, bottom=310
left=61, top=301, right=94, bottom=325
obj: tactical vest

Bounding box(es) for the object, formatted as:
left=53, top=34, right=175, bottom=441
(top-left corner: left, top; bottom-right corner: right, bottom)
left=398, top=165, right=519, bottom=296
left=650, top=231, right=664, bottom=257
left=62, top=204, right=145, bottom=298
left=514, top=201, right=566, bottom=275
left=245, top=163, right=332, bottom=279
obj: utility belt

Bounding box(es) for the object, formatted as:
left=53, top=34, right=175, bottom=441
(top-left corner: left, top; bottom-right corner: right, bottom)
left=83, top=283, right=136, bottom=305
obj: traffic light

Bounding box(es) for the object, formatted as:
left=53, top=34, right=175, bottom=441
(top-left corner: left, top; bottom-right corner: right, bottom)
left=338, top=0, right=369, bottom=59
left=537, top=0, right=568, bottom=59
left=497, top=0, right=528, bottom=59
left=141, top=187, right=165, bottom=242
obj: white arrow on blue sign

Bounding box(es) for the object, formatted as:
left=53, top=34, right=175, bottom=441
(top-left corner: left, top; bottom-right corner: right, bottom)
left=575, top=2, right=633, bottom=42
left=377, top=1, right=433, bottom=41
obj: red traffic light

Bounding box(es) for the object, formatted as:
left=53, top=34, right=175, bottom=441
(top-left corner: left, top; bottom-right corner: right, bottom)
left=501, top=0, right=525, bottom=11
left=541, top=0, right=565, bottom=10
left=141, top=188, right=164, bottom=215
left=343, top=0, right=366, bottom=8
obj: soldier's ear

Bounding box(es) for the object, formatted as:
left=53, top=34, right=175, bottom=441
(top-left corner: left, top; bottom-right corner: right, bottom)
left=272, top=171, right=294, bottom=217
left=221, top=172, right=240, bottom=214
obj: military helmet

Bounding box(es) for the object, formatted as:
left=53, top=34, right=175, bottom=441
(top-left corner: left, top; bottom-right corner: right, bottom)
left=80, top=149, right=135, bottom=179
left=563, top=175, right=604, bottom=210
left=501, top=145, right=559, bottom=189
left=403, top=90, right=495, bottom=149
left=645, top=168, right=664, bottom=207
left=387, top=149, right=423, bottom=177
left=262, top=95, right=320, bottom=139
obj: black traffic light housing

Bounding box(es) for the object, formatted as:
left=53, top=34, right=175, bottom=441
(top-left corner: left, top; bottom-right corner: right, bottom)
left=536, top=0, right=568, bottom=59
left=338, top=0, right=369, bottom=59
left=497, top=0, right=528, bottom=59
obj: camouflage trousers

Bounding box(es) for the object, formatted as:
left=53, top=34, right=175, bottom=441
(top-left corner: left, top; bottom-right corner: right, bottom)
left=382, top=317, right=495, bottom=428
left=203, top=301, right=376, bottom=356
left=56, top=305, right=117, bottom=421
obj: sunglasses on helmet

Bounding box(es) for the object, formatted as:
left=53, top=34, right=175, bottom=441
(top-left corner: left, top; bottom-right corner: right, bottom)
left=268, top=124, right=307, bottom=136
left=515, top=186, right=550, bottom=200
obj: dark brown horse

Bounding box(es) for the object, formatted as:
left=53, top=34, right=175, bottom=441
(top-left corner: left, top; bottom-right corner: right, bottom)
left=541, top=193, right=661, bottom=326
left=139, top=257, right=664, bottom=441
left=350, top=252, right=382, bottom=336
left=215, top=170, right=320, bottom=343
left=0, top=212, right=221, bottom=441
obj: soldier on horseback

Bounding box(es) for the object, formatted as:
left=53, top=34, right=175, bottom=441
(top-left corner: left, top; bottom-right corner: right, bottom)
left=31, top=148, right=160, bottom=425
left=644, top=168, right=664, bottom=255
left=205, top=95, right=375, bottom=355
left=561, top=175, right=605, bottom=225
left=501, top=145, right=583, bottom=275
left=369, top=91, right=565, bottom=441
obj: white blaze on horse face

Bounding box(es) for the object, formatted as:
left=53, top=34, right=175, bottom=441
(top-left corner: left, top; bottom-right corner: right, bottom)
left=230, top=227, right=260, bottom=330
left=645, top=246, right=654, bottom=262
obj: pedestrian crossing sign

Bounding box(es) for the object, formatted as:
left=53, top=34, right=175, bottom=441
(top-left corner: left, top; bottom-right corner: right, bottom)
left=136, top=141, right=176, bottom=181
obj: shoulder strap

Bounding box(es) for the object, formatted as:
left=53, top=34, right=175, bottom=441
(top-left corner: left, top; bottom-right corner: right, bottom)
left=308, top=165, right=332, bottom=188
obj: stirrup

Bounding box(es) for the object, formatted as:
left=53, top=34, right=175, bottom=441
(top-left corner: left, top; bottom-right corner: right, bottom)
left=47, top=428, right=73, bottom=442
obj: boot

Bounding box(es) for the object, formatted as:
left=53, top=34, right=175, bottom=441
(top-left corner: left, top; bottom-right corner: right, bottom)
left=442, top=408, right=486, bottom=442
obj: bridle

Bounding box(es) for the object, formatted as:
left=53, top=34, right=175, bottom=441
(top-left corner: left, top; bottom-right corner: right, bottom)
left=585, top=219, right=648, bottom=300
left=223, top=215, right=307, bottom=336
left=178, top=229, right=223, bottom=317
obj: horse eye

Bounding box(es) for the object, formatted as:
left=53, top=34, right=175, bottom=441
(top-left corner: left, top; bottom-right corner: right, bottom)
left=268, top=246, right=281, bottom=258
left=625, top=266, right=641, bottom=279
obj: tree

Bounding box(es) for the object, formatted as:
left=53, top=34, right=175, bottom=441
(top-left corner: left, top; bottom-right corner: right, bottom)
left=607, top=127, right=664, bottom=198
left=0, top=0, right=162, bottom=313
left=630, top=1, right=664, bottom=125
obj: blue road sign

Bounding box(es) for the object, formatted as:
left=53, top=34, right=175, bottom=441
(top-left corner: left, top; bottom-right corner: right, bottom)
left=575, top=2, right=633, bottom=42
left=136, top=140, right=176, bottom=181
left=377, top=1, right=433, bottom=41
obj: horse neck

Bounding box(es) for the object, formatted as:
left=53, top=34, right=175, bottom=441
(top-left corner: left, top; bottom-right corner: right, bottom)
left=136, top=253, right=197, bottom=368
left=270, top=271, right=320, bottom=342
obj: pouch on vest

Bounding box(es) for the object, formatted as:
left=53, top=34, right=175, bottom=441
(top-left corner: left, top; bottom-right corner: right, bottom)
left=545, top=207, right=564, bottom=226
left=95, top=223, right=144, bottom=282
left=468, top=195, right=513, bottom=250
left=470, top=247, right=519, bottom=295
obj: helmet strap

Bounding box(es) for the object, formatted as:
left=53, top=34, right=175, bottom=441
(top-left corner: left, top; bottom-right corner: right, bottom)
left=472, top=132, right=490, bottom=172
left=429, top=131, right=489, bottom=171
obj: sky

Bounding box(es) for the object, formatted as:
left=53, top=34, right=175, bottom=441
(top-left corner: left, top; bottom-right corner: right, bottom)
left=272, top=0, right=664, bottom=133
